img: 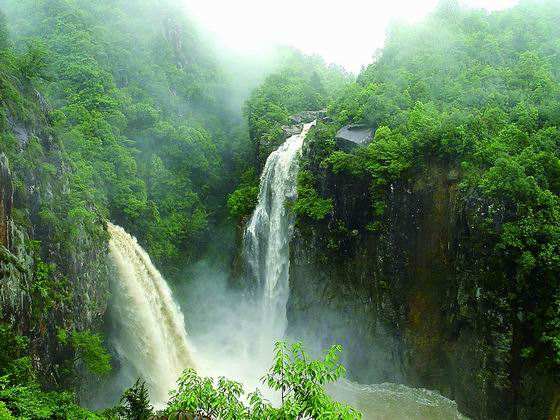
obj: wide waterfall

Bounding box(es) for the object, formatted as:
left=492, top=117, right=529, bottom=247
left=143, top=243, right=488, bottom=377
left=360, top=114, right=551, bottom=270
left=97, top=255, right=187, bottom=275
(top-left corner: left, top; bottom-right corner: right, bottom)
left=106, top=223, right=196, bottom=404
left=244, top=121, right=316, bottom=347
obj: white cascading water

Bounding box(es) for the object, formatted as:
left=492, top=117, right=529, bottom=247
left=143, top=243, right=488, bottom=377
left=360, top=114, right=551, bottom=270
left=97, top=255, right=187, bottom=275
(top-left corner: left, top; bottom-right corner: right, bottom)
left=106, top=223, right=196, bottom=404
left=239, top=121, right=467, bottom=419
left=244, top=121, right=316, bottom=350
left=101, top=124, right=467, bottom=419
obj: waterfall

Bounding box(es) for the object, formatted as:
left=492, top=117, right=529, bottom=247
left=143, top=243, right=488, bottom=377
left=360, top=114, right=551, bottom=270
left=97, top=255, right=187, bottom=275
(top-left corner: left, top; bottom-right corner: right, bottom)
left=98, top=130, right=468, bottom=420
left=239, top=122, right=468, bottom=419
left=106, top=223, right=196, bottom=404
left=244, top=121, right=316, bottom=346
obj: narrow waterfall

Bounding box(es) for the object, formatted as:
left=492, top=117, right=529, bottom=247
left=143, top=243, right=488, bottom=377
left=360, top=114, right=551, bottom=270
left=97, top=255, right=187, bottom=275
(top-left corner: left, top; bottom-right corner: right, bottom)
left=106, top=223, right=196, bottom=404
left=244, top=121, right=316, bottom=345
left=239, top=123, right=468, bottom=419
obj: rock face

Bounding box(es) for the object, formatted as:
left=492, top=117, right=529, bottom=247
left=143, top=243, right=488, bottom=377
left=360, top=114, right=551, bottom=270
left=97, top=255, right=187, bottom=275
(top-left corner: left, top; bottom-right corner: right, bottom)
left=0, top=102, right=111, bottom=389
left=287, top=149, right=554, bottom=419
left=290, top=110, right=327, bottom=125
left=0, top=154, right=13, bottom=248
left=0, top=156, right=33, bottom=328
left=335, top=124, right=374, bottom=151
left=281, top=124, right=303, bottom=138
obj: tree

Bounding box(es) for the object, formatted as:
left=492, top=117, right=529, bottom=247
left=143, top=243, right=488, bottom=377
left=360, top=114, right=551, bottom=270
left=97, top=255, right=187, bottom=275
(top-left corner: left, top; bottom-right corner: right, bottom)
left=227, top=185, right=259, bottom=219
left=117, top=378, right=154, bottom=420
left=70, top=331, right=112, bottom=376
left=263, top=342, right=360, bottom=419
left=164, top=341, right=360, bottom=419
left=166, top=370, right=250, bottom=419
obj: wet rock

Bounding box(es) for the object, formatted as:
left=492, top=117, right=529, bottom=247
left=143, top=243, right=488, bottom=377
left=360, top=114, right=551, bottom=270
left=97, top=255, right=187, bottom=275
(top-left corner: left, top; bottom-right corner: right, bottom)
left=282, top=123, right=303, bottom=138
left=335, top=124, right=374, bottom=151
left=281, top=110, right=329, bottom=141
left=0, top=101, right=111, bottom=392
left=34, top=89, right=51, bottom=115
left=0, top=154, right=13, bottom=249
left=290, top=109, right=327, bottom=125
left=7, top=113, right=30, bottom=148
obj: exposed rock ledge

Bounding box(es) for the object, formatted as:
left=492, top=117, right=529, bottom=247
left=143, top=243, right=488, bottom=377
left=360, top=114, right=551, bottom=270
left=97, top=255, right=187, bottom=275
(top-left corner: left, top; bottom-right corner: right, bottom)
left=335, top=124, right=374, bottom=151
left=281, top=110, right=328, bottom=138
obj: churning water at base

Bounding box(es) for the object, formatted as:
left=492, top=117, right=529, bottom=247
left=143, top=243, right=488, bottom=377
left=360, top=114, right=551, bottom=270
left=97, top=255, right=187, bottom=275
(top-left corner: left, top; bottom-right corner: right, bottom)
left=330, top=380, right=468, bottom=420
left=106, top=223, right=196, bottom=404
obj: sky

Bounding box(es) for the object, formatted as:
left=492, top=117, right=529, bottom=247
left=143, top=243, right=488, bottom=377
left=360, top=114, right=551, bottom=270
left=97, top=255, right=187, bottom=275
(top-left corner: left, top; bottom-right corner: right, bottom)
left=183, top=0, right=520, bottom=73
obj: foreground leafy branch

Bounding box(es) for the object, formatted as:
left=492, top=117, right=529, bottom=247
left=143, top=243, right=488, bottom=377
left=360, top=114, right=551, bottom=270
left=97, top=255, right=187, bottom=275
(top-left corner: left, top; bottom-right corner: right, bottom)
left=161, top=341, right=360, bottom=419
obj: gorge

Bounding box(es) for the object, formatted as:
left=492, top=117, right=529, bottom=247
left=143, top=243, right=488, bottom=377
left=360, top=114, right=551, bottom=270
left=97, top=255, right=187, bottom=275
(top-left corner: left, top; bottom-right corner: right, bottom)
left=100, top=123, right=467, bottom=418
left=0, top=0, right=560, bottom=419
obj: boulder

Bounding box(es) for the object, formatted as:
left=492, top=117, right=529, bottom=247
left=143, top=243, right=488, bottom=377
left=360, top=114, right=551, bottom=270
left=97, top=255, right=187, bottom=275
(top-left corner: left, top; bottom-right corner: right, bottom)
left=335, top=124, right=374, bottom=151
left=290, top=109, right=327, bottom=125
left=282, top=124, right=303, bottom=138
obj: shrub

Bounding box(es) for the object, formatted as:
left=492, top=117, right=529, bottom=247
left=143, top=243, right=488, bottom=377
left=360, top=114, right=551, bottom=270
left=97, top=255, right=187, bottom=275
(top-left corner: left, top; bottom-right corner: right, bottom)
left=164, top=341, right=360, bottom=419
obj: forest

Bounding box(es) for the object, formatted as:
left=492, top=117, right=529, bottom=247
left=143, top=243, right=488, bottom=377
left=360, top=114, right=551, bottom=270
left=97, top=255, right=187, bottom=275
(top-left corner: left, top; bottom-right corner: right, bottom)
left=0, top=0, right=559, bottom=419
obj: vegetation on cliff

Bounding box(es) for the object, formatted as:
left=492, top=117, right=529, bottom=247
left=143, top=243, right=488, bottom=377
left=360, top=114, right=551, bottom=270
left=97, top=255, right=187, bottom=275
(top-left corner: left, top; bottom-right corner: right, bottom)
left=228, top=55, right=349, bottom=221
left=245, top=56, right=349, bottom=165
left=1, top=0, right=243, bottom=272
left=2, top=0, right=560, bottom=417
left=283, top=1, right=560, bottom=417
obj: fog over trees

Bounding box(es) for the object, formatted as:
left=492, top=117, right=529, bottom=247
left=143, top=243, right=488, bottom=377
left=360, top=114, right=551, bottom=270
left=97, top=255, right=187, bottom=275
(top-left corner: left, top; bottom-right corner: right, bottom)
left=0, top=0, right=559, bottom=419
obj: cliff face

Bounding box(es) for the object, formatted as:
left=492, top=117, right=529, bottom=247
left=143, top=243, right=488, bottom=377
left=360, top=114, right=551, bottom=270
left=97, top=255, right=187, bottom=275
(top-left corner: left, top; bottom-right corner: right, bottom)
left=0, top=153, right=33, bottom=334
left=287, top=152, right=554, bottom=419
left=0, top=103, right=111, bottom=388
left=0, top=153, right=12, bottom=248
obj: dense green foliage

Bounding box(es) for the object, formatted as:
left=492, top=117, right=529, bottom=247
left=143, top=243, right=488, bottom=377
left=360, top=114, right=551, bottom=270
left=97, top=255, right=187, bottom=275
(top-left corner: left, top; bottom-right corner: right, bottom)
left=227, top=54, right=349, bottom=220
left=289, top=0, right=560, bottom=404
left=69, top=330, right=112, bottom=377
left=0, top=0, right=256, bottom=273
left=0, top=23, right=111, bottom=411
left=244, top=53, right=349, bottom=167
left=164, top=342, right=360, bottom=419
left=290, top=169, right=333, bottom=221
left=226, top=168, right=260, bottom=220
left=0, top=324, right=103, bottom=419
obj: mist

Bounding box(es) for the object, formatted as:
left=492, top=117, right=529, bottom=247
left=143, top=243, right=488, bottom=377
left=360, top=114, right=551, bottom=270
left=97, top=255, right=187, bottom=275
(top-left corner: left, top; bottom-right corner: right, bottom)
left=184, top=0, right=521, bottom=72
left=1, top=0, right=558, bottom=418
